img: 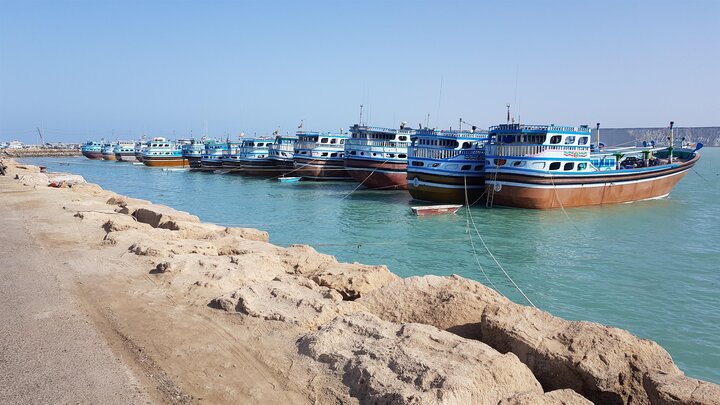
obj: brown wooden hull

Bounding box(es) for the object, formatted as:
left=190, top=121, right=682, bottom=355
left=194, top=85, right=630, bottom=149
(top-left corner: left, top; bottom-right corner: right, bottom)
left=345, top=159, right=407, bottom=190
left=485, top=155, right=698, bottom=209
left=82, top=151, right=103, bottom=160
left=101, top=153, right=117, bottom=161
left=294, top=158, right=351, bottom=180
left=406, top=171, right=485, bottom=204
left=143, top=157, right=189, bottom=167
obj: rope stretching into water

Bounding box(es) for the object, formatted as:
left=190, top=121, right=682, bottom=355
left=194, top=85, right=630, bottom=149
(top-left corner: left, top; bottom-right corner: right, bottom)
left=464, top=176, right=535, bottom=307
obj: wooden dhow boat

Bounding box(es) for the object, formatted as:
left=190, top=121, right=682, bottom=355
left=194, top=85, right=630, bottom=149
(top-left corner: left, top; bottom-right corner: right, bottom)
left=406, top=128, right=490, bottom=204
left=293, top=131, right=351, bottom=180
left=101, top=142, right=118, bottom=161
left=114, top=141, right=138, bottom=162
left=81, top=141, right=103, bottom=160
left=484, top=122, right=702, bottom=209
left=142, top=138, right=189, bottom=167
left=344, top=124, right=415, bottom=190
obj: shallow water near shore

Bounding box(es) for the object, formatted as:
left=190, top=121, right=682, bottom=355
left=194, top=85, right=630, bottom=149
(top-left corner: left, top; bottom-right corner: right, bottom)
left=22, top=149, right=720, bottom=383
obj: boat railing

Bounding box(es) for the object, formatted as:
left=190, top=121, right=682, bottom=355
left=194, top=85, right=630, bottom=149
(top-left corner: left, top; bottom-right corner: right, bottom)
left=489, top=124, right=592, bottom=133
left=415, top=129, right=490, bottom=138
left=409, top=147, right=484, bottom=160
left=487, top=144, right=590, bottom=157
left=345, top=139, right=409, bottom=149
left=294, top=141, right=344, bottom=150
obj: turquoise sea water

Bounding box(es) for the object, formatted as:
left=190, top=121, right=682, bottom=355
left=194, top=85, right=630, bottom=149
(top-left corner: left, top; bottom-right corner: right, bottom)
left=23, top=150, right=720, bottom=383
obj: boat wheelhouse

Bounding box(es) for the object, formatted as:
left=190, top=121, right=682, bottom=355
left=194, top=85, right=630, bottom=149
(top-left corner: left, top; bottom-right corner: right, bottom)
left=406, top=129, right=490, bottom=204
left=220, top=142, right=242, bottom=171
left=101, top=142, right=118, bottom=161
left=142, top=138, right=188, bottom=167
left=81, top=141, right=103, bottom=160
left=199, top=140, right=231, bottom=170
left=237, top=138, right=275, bottom=176
left=293, top=131, right=351, bottom=180
left=269, top=134, right=298, bottom=175
left=344, top=124, right=415, bottom=190
left=484, top=123, right=701, bottom=209
left=182, top=139, right=205, bottom=168
left=134, top=140, right=149, bottom=162
left=114, top=141, right=138, bottom=162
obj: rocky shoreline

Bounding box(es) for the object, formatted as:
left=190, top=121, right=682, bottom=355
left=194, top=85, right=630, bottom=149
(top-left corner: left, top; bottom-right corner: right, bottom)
left=1, top=158, right=718, bottom=404
left=1, top=148, right=81, bottom=158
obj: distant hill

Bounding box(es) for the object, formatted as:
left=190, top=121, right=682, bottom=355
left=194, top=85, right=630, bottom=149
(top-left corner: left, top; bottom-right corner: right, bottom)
left=594, top=127, right=720, bottom=147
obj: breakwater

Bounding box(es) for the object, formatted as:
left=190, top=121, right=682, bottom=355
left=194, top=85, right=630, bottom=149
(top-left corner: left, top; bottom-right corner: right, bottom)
left=2, top=148, right=81, bottom=158
left=3, top=158, right=719, bottom=404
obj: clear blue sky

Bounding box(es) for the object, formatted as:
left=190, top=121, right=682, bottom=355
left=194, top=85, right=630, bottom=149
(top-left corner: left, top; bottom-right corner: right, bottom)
left=1, top=0, right=718, bottom=143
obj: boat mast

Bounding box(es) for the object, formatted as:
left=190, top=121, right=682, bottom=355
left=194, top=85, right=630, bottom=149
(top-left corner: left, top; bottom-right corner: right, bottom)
left=668, top=121, right=674, bottom=163
left=596, top=123, right=600, bottom=149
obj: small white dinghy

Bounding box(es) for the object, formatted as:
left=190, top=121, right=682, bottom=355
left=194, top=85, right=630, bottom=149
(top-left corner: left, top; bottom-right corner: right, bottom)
left=278, top=176, right=301, bottom=183
left=411, top=204, right=463, bottom=216
left=162, top=168, right=188, bottom=172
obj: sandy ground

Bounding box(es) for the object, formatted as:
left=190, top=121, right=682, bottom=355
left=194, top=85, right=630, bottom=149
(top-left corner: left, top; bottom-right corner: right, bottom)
left=0, top=189, right=151, bottom=404
left=0, top=173, right=354, bottom=404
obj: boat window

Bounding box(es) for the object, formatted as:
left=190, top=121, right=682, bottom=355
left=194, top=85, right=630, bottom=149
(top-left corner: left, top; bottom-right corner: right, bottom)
left=330, top=153, right=337, bottom=157
left=577, top=162, right=587, bottom=170
left=411, top=161, right=424, bottom=166
left=549, top=162, right=561, bottom=170
left=550, top=135, right=562, bottom=144
left=513, top=160, right=527, bottom=167
left=321, top=152, right=328, bottom=157
left=564, top=136, right=576, bottom=145
left=578, top=137, right=589, bottom=145
left=462, top=142, right=471, bottom=149
left=399, top=136, right=407, bottom=141
left=564, top=162, right=574, bottom=171
left=475, top=165, right=483, bottom=171
left=461, top=165, right=471, bottom=171
left=330, top=139, right=337, bottom=144
left=494, top=159, right=507, bottom=166
left=350, top=151, right=356, bottom=155
left=389, top=154, right=395, bottom=158
left=431, top=163, right=440, bottom=167
left=340, top=139, right=345, bottom=144
left=398, top=154, right=406, bottom=158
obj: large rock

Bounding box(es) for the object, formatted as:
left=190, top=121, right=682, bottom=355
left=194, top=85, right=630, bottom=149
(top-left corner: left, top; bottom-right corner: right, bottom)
left=359, top=275, right=690, bottom=405
left=358, top=275, right=502, bottom=339
left=211, top=275, right=360, bottom=328
left=297, top=312, right=549, bottom=405
left=499, top=389, right=592, bottom=404
left=15, top=172, right=49, bottom=186
left=643, top=371, right=720, bottom=405
left=131, top=206, right=200, bottom=229
left=299, top=261, right=399, bottom=300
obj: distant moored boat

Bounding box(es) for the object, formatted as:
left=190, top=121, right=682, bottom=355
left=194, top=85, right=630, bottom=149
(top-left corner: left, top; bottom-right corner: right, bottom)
left=344, top=124, right=415, bottom=190
left=81, top=141, right=103, bottom=160
left=142, top=138, right=189, bottom=167
left=293, top=131, right=351, bottom=180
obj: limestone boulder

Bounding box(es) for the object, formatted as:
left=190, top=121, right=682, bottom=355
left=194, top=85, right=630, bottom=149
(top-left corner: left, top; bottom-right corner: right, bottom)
left=281, top=244, right=337, bottom=274
left=15, top=172, right=49, bottom=186
left=131, top=206, right=200, bottom=229
left=297, top=312, right=545, bottom=405
left=211, top=275, right=360, bottom=329
left=302, top=262, right=399, bottom=300
left=358, top=274, right=503, bottom=339
left=499, top=389, right=592, bottom=404
left=47, top=173, right=86, bottom=185
left=358, top=274, right=687, bottom=404
left=643, top=371, right=720, bottom=405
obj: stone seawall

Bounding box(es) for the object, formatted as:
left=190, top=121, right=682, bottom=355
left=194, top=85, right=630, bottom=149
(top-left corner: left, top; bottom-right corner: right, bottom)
left=2, top=158, right=718, bottom=405
left=2, top=148, right=81, bottom=157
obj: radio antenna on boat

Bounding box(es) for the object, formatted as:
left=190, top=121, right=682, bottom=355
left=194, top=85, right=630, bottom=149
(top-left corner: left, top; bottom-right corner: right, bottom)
left=359, top=104, right=364, bottom=125
left=596, top=123, right=601, bottom=149
left=506, top=104, right=511, bottom=124
left=436, top=76, right=443, bottom=128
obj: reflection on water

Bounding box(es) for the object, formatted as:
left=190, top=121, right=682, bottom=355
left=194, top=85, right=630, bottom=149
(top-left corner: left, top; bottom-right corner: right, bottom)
left=24, top=148, right=720, bottom=383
